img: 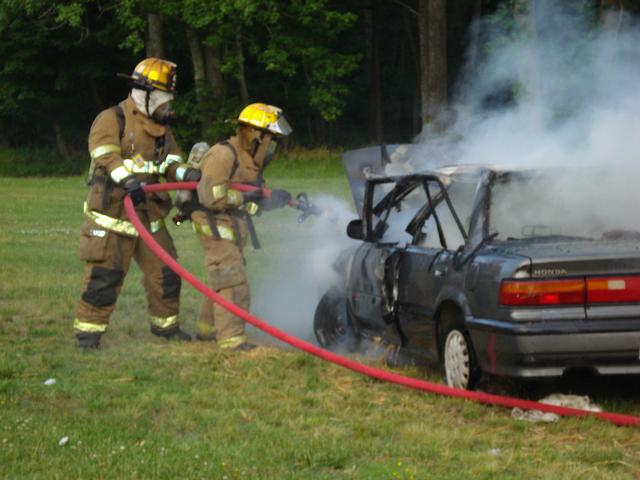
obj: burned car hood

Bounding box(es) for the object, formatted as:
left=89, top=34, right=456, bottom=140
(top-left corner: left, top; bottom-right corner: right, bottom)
left=487, top=240, right=640, bottom=277
left=342, top=144, right=455, bottom=217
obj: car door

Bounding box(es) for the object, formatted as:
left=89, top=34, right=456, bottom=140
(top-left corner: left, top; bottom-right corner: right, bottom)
left=394, top=177, right=475, bottom=361
left=348, top=243, right=400, bottom=334
left=347, top=177, right=426, bottom=342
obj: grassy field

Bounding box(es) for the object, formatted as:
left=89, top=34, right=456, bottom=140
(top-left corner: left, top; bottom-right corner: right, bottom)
left=1, top=167, right=640, bottom=479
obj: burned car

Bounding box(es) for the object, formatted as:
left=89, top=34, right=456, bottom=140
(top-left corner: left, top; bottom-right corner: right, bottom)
left=314, top=156, right=640, bottom=389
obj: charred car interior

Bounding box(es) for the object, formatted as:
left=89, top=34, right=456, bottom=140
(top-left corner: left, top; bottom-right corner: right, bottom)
left=314, top=147, right=640, bottom=389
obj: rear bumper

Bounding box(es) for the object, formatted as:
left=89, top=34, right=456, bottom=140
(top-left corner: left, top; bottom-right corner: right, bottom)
left=467, top=317, right=640, bottom=377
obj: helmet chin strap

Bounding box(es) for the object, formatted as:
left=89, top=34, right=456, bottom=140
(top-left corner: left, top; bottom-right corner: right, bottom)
left=145, top=91, right=152, bottom=117
left=131, top=88, right=154, bottom=118
left=252, top=132, right=273, bottom=167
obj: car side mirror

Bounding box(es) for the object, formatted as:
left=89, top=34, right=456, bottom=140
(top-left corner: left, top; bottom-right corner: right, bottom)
left=347, top=219, right=365, bottom=240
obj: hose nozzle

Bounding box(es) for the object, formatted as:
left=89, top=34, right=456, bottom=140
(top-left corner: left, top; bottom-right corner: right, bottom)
left=294, top=192, right=334, bottom=223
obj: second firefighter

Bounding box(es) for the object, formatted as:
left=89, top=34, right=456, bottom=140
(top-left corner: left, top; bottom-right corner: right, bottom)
left=190, top=103, right=293, bottom=350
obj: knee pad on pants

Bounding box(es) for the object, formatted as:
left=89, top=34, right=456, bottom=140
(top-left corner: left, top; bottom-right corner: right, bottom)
left=81, top=267, right=124, bottom=307
left=208, top=265, right=246, bottom=291
left=161, top=266, right=181, bottom=299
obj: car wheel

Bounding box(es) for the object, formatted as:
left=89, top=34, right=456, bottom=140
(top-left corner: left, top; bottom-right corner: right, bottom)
left=313, top=288, right=359, bottom=352
left=439, top=311, right=481, bottom=390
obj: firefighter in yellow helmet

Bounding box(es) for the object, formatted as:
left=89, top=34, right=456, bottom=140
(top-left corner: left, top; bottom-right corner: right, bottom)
left=74, top=58, right=200, bottom=348
left=191, top=103, right=293, bottom=350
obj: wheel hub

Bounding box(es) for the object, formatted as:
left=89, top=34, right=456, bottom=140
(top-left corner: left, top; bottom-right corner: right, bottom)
left=444, top=330, right=470, bottom=389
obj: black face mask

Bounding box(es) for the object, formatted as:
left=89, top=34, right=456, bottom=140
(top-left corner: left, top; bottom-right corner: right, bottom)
left=251, top=132, right=276, bottom=164
left=251, top=138, right=261, bottom=157
left=152, top=102, right=175, bottom=125
left=264, top=139, right=278, bottom=168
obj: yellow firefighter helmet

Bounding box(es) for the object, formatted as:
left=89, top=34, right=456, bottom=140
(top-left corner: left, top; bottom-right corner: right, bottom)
left=237, top=103, right=292, bottom=136
left=129, top=58, right=177, bottom=93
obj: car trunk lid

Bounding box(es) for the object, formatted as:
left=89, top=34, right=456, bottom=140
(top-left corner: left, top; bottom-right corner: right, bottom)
left=496, top=241, right=640, bottom=319
left=495, top=241, right=640, bottom=277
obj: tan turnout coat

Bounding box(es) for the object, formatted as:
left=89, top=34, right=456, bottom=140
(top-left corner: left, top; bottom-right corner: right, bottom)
left=86, top=95, right=184, bottom=224
left=192, top=134, right=264, bottom=243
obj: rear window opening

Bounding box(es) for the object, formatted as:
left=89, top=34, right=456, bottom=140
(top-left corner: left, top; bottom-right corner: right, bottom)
left=489, top=170, right=640, bottom=242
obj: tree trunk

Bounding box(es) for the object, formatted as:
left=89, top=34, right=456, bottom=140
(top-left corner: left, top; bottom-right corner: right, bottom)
left=204, top=41, right=225, bottom=135
left=525, top=0, right=545, bottom=114
left=0, top=120, right=9, bottom=146
left=467, top=0, right=482, bottom=73
left=186, top=27, right=209, bottom=135
left=600, top=0, right=624, bottom=32
left=235, top=31, right=249, bottom=105
left=418, top=0, right=447, bottom=133
left=186, top=27, right=206, bottom=99
left=204, top=38, right=224, bottom=101
left=364, top=1, right=384, bottom=145
left=402, top=8, right=420, bottom=137
left=53, top=121, right=71, bottom=158
left=89, top=77, right=104, bottom=111
left=146, top=13, right=165, bottom=58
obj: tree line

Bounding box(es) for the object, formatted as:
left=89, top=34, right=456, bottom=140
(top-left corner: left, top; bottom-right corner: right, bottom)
left=0, top=0, right=636, bottom=157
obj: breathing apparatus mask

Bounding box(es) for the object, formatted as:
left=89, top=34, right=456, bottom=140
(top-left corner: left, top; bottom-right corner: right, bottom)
left=247, top=130, right=279, bottom=168
left=131, top=88, right=175, bottom=125
left=264, top=136, right=278, bottom=167
left=151, top=99, right=175, bottom=125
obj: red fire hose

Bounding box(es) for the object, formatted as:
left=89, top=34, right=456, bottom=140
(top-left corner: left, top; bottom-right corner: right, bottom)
left=124, top=182, right=640, bottom=427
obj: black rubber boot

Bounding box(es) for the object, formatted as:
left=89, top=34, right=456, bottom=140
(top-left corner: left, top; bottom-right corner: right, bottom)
left=231, top=342, right=257, bottom=352
left=195, top=334, right=216, bottom=342
left=151, top=326, right=192, bottom=342
left=76, top=332, right=101, bottom=349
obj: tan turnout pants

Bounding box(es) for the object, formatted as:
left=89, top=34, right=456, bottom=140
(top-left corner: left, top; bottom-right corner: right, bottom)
left=195, top=234, right=250, bottom=348
left=74, top=218, right=181, bottom=334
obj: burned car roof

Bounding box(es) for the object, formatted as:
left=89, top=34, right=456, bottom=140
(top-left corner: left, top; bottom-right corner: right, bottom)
left=342, top=143, right=579, bottom=217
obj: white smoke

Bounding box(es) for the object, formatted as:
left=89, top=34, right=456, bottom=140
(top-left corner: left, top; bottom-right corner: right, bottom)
left=417, top=4, right=640, bottom=171
left=410, top=3, right=640, bottom=240
left=249, top=195, right=358, bottom=344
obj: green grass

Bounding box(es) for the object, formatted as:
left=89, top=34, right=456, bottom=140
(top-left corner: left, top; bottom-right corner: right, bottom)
left=1, top=171, right=640, bottom=479
left=269, top=147, right=345, bottom=178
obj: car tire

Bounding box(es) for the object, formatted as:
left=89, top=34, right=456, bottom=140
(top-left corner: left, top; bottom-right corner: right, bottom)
left=438, top=310, right=481, bottom=390
left=313, top=287, right=359, bottom=352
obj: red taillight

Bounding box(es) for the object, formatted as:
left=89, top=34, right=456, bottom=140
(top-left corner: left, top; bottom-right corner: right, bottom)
left=587, top=276, right=640, bottom=303
left=501, top=275, right=640, bottom=307
left=500, top=279, right=585, bottom=306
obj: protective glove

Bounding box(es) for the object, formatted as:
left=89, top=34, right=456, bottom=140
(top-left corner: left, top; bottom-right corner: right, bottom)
left=242, top=189, right=264, bottom=204
left=237, top=189, right=262, bottom=216
left=259, top=189, right=292, bottom=211
left=183, top=168, right=201, bottom=182
left=122, top=175, right=146, bottom=206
